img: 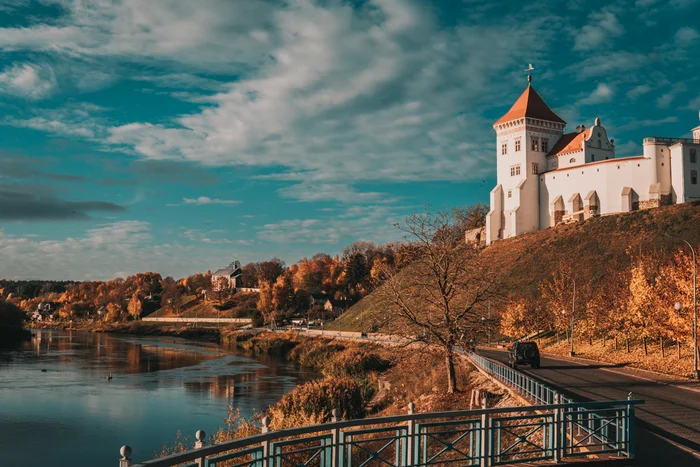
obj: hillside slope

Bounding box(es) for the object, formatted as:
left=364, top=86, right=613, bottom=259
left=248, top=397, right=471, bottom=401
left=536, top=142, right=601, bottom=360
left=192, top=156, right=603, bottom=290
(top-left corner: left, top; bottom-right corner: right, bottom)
left=328, top=201, right=700, bottom=332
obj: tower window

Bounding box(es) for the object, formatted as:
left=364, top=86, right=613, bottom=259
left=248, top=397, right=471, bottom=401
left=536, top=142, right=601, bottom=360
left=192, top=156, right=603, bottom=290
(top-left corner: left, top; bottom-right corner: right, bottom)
left=515, top=138, right=521, bottom=152
left=691, top=149, right=697, bottom=163
left=569, top=158, right=576, bottom=163
left=542, top=138, right=549, bottom=153
left=591, top=154, right=595, bottom=162
left=532, top=163, right=539, bottom=175
left=692, top=170, right=698, bottom=185
left=507, top=190, right=512, bottom=198
left=531, top=137, right=539, bottom=151
left=501, top=142, right=508, bottom=155
left=510, top=165, right=521, bottom=176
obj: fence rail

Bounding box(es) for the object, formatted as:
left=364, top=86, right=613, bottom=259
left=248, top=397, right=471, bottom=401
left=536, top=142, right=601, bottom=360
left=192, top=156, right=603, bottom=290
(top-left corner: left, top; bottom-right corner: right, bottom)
left=119, top=398, right=640, bottom=467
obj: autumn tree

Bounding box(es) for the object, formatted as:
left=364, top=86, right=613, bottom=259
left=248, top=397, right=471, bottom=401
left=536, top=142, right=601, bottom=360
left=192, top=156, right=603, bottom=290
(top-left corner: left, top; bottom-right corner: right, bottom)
left=375, top=206, right=500, bottom=393
left=127, top=292, right=143, bottom=319
left=258, top=259, right=286, bottom=285
left=257, top=282, right=280, bottom=326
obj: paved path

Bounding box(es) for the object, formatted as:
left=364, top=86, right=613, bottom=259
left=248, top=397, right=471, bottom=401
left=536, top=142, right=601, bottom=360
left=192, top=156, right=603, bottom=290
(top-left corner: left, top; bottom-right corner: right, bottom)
left=479, top=349, right=700, bottom=466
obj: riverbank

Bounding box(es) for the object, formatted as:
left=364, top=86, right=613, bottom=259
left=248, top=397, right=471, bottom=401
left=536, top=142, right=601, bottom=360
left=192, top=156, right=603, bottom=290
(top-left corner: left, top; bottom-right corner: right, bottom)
left=28, top=320, right=225, bottom=342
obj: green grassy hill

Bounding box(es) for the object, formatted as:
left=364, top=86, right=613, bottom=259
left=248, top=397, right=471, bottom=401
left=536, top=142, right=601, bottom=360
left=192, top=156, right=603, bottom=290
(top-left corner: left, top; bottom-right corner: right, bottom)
left=328, top=201, right=700, bottom=332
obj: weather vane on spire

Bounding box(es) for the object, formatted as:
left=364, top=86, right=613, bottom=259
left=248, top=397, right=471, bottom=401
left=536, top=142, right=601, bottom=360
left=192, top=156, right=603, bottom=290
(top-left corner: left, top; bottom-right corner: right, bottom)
left=525, top=64, right=534, bottom=84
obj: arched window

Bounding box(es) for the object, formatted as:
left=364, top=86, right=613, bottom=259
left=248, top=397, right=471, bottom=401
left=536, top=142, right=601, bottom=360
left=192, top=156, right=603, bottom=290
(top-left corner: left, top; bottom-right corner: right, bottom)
left=569, top=158, right=576, bottom=163
left=692, top=170, right=698, bottom=185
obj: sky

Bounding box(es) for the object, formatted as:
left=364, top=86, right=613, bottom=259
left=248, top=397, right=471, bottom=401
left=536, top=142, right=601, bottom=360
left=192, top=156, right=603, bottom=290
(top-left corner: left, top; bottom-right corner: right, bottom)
left=0, top=0, right=699, bottom=280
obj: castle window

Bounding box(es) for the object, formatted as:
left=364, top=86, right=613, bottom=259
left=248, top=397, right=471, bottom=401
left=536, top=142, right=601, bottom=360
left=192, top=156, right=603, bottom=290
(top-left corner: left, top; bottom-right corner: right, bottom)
left=691, top=149, right=697, bottom=163
left=569, top=158, right=576, bottom=163
left=531, top=136, right=539, bottom=151
left=515, top=138, right=521, bottom=152
left=591, top=154, right=595, bottom=161
left=692, top=170, right=698, bottom=185
left=532, top=163, right=539, bottom=174
left=508, top=190, right=512, bottom=198
left=510, top=165, right=521, bottom=176
left=501, top=142, right=508, bottom=155
left=542, top=138, right=549, bottom=152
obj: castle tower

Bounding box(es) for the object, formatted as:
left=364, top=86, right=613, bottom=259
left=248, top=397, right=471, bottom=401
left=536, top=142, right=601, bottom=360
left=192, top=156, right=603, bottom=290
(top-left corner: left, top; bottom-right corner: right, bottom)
left=486, top=77, right=566, bottom=244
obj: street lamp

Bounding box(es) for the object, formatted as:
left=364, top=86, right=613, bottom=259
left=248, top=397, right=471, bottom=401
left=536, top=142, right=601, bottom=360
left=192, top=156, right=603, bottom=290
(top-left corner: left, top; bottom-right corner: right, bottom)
left=666, top=231, right=699, bottom=380
left=560, top=272, right=576, bottom=357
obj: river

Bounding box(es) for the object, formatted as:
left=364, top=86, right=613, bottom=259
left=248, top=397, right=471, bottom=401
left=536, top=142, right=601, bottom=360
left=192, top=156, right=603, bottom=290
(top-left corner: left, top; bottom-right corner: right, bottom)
left=0, top=329, right=313, bottom=467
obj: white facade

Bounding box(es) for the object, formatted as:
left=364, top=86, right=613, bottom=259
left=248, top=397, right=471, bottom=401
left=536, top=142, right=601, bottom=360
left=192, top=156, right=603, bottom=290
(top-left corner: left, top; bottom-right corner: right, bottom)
left=486, top=83, right=700, bottom=244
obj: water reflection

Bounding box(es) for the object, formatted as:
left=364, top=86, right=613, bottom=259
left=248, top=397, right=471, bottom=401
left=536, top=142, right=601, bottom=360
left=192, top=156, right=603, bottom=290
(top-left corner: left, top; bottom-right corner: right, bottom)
left=0, top=329, right=313, bottom=467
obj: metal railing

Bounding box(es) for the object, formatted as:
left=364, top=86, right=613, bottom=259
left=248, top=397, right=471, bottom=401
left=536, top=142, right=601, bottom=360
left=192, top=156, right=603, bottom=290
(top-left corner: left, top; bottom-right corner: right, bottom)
left=643, top=136, right=700, bottom=145
left=118, top=399, right=640, bottom=467
left=464, top=351, right=640, bottom=461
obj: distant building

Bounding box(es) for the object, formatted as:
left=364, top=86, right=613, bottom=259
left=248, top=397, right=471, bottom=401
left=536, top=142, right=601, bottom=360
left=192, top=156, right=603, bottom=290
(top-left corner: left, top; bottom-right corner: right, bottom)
left=485, top=76, right=700, bottom=244
left=324, top=298, right=354, bottom=315
left=212, top=260, right=243, bottom=291
left=309, top=293, right=331, bottom=307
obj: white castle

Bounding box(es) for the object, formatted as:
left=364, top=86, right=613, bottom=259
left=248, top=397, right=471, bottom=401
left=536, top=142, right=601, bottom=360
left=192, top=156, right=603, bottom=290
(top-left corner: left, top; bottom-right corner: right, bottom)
left=485, top=76, right=700, bottom=244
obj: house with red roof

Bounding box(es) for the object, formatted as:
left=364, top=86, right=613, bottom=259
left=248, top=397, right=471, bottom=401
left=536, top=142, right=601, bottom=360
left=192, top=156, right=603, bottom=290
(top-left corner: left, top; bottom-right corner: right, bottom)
left=485, top=76, right=700, bottom=244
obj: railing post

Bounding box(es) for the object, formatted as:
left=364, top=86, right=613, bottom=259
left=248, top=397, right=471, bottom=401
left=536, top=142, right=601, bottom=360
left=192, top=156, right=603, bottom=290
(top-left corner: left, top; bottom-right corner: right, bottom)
left=119, top=446, right=132, bottom=467
left=195, top=430, right=206, bottom=467
left=331, top=409, right=341, bottom=467
left=480, top=397, right=490, bottom=467
left=627, top=393, right=636, bottom=458
left=553, top=394, right=562, bottom=463
left=406, top=403, right=415, bottom=467
left=261, top=416, right=272, bottom=467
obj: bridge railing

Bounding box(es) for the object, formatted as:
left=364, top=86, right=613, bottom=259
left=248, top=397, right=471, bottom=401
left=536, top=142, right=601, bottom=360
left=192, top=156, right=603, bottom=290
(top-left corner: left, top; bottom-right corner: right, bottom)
left=464, top=351, right=639, bottom=460
left=119, top=399, right=641, bottom=467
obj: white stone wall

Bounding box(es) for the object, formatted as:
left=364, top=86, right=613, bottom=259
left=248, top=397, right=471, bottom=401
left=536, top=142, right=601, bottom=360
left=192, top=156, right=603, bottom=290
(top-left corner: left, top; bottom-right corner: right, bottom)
left=670, top=143, right=700, bottom=203
left=538, top=156, right=658, bottom=227
left=583, top=123, right=615, bottom=163
left=693, top=126, right=700, bottom=141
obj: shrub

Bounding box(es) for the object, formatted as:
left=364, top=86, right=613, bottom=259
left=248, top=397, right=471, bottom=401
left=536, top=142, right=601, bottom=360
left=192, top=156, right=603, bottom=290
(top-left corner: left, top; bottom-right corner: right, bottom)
left=0, top=300, right=25, bottom=329
left=322, top=347, right=392, bottom=378
left=268, top=377, right=367, bottom=429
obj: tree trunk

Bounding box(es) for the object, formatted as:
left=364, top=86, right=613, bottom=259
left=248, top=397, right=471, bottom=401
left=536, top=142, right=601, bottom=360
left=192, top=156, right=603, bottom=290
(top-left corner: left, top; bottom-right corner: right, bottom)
left=643, top=337, right=648, bottom=356
left=626, top=337, right=630, bottom=353
left=445, top=347, right=457, bottom=394
left=589, top=336, right=593, bottom=346
left=678, top=340, right=682, bottom=360
left=660, top=337, right=664, bottom=358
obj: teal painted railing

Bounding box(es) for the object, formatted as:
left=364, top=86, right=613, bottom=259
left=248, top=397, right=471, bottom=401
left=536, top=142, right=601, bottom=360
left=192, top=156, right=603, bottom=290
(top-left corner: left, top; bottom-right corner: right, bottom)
left=118, top=398, right=640, bottom=467
left=464, top=351, right=640, bottom=460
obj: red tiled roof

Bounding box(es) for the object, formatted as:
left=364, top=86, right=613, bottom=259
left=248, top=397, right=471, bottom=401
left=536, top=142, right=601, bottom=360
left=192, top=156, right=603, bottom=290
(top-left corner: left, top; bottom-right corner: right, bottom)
left=494, top=85, right=566, bottom=126
left=547, top=129, right=592, bottom=157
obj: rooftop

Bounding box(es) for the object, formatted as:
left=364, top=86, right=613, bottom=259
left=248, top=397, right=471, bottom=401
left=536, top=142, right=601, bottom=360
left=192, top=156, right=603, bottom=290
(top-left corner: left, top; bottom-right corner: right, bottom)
left=547, top=129, right=592, bottom=157
left=494, top=84, right=566, bottom=126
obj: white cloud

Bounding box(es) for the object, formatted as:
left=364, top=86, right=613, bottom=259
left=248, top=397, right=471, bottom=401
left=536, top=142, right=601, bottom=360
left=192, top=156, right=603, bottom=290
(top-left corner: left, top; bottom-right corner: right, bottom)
left=258, top=205, right=402, bottom=245
left=182, top=196, right=241, bottom=205
left=577, top=83, right=614, bottom=106
left=183, top=229, right=253, bottom=245
left=657, top=84, right=686, bottom=108
left=627, top=84, right=652, bottom=100
left=675, top=27, right=699, bottom=45
left=573, top=10, right=624, bottom=51
left=277, top=183, right=394, bottom=204
left=0, top=63, right=57, bottom=99
left=615, top=116, right=679, bottom=131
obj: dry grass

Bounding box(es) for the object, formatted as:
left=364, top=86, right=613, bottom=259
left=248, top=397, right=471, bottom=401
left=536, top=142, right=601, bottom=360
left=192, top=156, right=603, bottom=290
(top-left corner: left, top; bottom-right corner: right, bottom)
left=542, top=336, right=696, bottom=379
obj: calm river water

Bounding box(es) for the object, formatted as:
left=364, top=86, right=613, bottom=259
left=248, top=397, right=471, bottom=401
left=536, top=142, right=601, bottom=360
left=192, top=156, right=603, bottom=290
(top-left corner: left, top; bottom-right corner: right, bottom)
left=0, top=329, right=312, bottom=467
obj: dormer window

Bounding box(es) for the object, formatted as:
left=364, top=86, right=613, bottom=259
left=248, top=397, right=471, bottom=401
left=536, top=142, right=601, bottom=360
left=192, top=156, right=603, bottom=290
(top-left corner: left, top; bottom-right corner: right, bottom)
left=501, top=142, right=508, bottom=155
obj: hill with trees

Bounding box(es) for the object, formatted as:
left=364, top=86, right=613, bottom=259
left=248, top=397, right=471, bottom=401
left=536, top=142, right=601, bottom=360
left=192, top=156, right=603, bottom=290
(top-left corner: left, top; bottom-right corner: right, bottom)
left=331, top=201, right=700, bottom=377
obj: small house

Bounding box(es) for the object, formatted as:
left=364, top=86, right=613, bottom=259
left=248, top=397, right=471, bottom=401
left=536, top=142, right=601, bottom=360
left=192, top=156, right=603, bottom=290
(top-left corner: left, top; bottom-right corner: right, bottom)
left=212, top=260, right=243, bottom=291
left=324, top=299, right=354, bottom=315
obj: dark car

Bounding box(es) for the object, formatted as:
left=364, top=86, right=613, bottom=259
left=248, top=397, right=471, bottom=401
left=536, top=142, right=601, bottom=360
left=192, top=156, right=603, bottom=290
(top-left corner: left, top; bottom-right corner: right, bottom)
left=509, top=341, right=540, bottom=369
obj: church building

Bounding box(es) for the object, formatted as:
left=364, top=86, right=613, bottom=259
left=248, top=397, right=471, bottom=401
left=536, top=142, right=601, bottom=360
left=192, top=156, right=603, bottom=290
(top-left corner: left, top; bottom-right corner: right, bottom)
left=485, top=77, right=700, bottom=244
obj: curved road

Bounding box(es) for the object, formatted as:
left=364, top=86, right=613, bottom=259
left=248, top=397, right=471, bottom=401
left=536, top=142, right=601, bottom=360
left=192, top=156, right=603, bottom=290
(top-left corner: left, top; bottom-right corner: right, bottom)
left=478, top=348, right=700, bottom=466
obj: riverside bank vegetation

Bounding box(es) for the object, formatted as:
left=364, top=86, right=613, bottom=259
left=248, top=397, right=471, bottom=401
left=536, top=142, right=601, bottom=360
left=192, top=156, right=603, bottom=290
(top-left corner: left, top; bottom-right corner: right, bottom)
left=161, top=330, right=518, bottom=457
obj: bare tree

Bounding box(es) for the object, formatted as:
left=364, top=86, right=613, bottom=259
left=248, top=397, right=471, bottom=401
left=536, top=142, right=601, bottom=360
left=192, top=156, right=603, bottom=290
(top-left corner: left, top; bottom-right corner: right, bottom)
left=375, top=206, right=500, bottom=393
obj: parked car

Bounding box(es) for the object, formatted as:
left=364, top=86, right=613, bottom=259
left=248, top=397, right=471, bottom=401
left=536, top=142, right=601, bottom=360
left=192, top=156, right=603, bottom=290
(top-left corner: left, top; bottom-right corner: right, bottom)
left=508, top=341, right=540, bottom=369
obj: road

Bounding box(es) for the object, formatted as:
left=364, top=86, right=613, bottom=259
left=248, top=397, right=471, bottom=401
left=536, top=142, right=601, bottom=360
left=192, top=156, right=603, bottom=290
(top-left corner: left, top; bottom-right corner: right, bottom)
left=479, top=348, right=700, bottom=466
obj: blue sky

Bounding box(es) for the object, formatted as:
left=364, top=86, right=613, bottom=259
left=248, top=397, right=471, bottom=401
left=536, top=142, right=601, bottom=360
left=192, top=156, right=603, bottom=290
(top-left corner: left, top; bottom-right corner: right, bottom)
left=0, top=0, right=699, bottom=280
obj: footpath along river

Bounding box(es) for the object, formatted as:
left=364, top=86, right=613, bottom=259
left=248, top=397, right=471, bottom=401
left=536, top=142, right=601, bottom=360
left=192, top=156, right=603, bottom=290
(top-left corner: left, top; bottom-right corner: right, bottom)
left=0, top=329, right=314, bottom=467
